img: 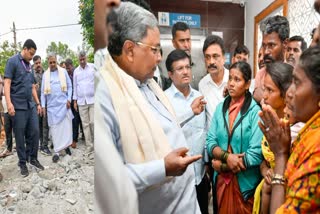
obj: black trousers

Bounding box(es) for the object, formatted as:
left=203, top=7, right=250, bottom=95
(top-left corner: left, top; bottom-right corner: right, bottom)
left=12, top=107, right=39, bottom=165
left=71, top=101, right=83, bottom=142
left=39, top=109, right=49, bottom=148
left=4, top=112, right=13, bottom=151
left=196, top=174, right=210, bottom=214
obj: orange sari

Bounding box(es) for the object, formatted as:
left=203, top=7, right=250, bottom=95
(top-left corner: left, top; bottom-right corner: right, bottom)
left=276, top=110, right=320, bottom=213
left=216, top=96, right=254, bottom=214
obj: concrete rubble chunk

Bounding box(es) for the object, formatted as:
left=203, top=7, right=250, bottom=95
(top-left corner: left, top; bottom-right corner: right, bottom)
left=0, top=141, right=94, bottom=213
left=21, top=184, right=32, bottom=193
left=65, top=198, right=77, bottom=205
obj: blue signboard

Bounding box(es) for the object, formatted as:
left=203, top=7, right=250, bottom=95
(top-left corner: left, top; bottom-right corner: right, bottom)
left=158, top=12, right=201, bottom=28
left=170, top=13, right=201, bottom=28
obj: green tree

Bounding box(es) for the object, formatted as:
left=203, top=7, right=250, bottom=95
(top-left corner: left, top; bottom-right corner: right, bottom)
left=43, top=41, right=79, bottom=70
left=0, top=41, right=21, bottom=75
left=79, top=0, right=94, bottom=47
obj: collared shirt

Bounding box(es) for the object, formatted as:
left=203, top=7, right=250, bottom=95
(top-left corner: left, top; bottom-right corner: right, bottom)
left=153, top=66, right=163, bottom=88
left=41, top=69, right=72, bottom=126
left=95, top=70, right=200, bottom=214
left=94, top=47, right=107, bottom=71
left=73, top=63, right=95, bottom=105
left=165, top=84, right=206, bottom=185
left=4, top=53, right=36, bottom=110
left=199, top=68, right=229, bottom=127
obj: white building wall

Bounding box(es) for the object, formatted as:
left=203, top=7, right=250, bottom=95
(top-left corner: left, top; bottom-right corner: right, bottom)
left=244, top=0, right=274, bottom=68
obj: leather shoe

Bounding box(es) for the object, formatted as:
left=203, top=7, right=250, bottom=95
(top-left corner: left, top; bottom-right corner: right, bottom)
left=52, top=154, right=59, bottom=163
left=65, top=147, right=72, bottom=156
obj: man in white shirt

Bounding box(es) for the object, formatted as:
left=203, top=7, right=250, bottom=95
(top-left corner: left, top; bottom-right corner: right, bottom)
left=165, top=49, right=209, bottom=214
left=73, top=51, right=94, bottom=152
left=171, top=22, right=206, bottom=90
left=199, top=35, right=229, bottom=127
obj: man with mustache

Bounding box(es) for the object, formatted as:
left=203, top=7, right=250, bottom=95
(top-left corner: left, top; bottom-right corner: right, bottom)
left=199, top=35, right=229, bottom=128
left=260, top=15, right=289, bottom=64
left=285, top=36, right=307, bottom=67
left=253, top=15, right=289, bottom=103
left=33, top=55, right=51, bottom=156
left=165, top=49, right=209, bottom=214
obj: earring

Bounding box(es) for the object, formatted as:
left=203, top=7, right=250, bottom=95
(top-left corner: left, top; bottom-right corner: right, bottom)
left=318, top=101, right=320, bottom=108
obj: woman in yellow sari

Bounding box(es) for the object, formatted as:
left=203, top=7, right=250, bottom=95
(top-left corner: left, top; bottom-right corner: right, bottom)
left=252, top=62, right=293, bottom=214
left=258, top=46, right=320, bottom=213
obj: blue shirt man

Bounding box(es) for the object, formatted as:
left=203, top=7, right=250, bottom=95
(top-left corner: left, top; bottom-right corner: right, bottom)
left=4, top=39, right=44, bottom=177
left=164, top=49, right=209, bottom=214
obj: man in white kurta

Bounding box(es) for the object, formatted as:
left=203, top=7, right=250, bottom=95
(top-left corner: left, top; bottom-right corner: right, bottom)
left=73, top=51, right=94, bottom=153
left=99, top=3, right=201, bottom=214
left=41, top=54, right=73, bottom=162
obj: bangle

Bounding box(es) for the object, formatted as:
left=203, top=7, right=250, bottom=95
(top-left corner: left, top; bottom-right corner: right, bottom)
left=272, top=173, right=286, bottom=182
left=220, top=150, right=229, bottom=163
left=271, top=179, right=286, bottom=186
left=271, top=173, right=287, bottom=186
left=36, top=103, right=40, bottom=106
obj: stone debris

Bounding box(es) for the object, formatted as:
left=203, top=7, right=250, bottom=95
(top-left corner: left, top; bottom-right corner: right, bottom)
left=21, top=184, right=32, bottom=193
left=66, top=198, right=77, bottom=205
left=0, top=140, right=94, bottom=214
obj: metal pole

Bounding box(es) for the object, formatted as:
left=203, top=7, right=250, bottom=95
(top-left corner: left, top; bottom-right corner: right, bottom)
left=13, top=22, right=17, bottom=52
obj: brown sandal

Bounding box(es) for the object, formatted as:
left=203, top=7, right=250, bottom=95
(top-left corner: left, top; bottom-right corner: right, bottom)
left=0, top=149, right=13, bottom=158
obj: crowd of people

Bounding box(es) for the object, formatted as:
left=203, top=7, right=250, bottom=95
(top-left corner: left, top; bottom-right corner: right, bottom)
left=0, top=40, right=95, bottom=177
left=95, top=0, right=320, bottom=214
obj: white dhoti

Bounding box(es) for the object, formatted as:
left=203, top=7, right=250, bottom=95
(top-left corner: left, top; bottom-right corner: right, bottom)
left=49, top=110, right=73, bottom=153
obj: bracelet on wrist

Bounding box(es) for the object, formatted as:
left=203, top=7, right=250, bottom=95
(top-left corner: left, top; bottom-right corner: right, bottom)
left=271, top=179, right=286, bottom=186
left=272, top=173, right=286, bottom=182
left=271, top=173, right=287, bottom=186
left=220, top=150, right=229, bottom=163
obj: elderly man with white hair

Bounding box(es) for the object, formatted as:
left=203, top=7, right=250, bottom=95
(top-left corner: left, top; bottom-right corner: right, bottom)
left=41, top=53, right=73, bottom=162
left=96, top=2, right=202, bottom=214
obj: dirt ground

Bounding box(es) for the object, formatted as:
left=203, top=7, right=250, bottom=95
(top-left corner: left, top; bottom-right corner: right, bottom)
left=0, top=130, right=94, bottom=214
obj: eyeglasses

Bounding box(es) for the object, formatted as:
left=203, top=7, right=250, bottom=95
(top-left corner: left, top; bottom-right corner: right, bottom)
left=135, top=42, right=162, bottom=55
left=172, top=65, right=192, bottom=73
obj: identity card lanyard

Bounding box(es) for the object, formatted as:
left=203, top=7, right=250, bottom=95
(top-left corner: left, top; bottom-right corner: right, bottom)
left=21, top=60, right=31, bottom=72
